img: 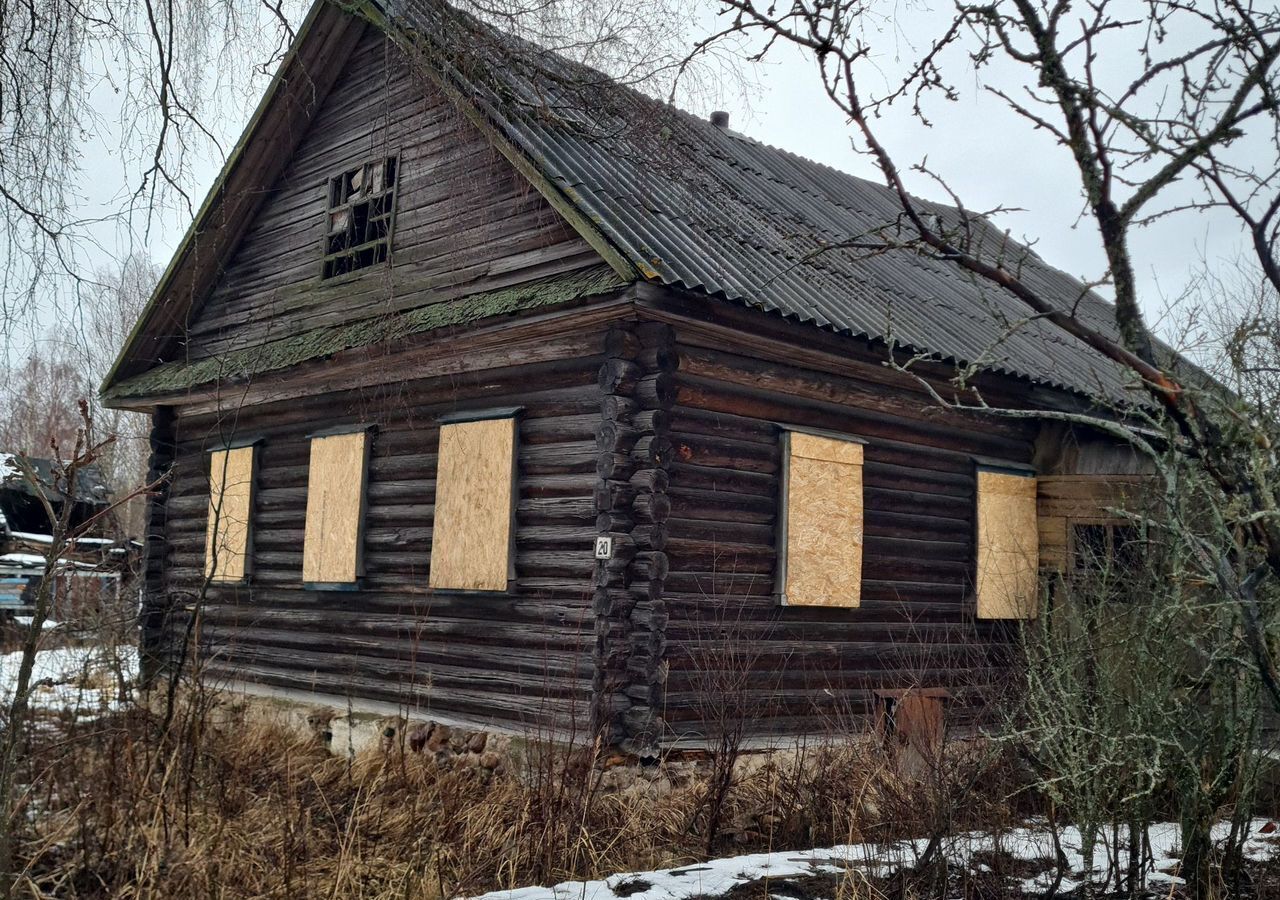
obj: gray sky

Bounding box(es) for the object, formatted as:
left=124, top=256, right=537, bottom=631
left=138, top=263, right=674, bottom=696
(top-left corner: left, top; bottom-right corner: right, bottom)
left=25, top=0, right=1258, bottom=356
left=692, top=10, right=1249, bottom=335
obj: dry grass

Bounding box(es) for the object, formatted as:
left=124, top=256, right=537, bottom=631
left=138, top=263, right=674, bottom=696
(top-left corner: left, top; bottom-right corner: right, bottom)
left=7, top=690, right=1019, bottom=899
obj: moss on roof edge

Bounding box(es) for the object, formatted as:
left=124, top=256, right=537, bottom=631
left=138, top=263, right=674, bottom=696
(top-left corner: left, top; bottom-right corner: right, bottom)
left=103, top=266, right=626, bottom=402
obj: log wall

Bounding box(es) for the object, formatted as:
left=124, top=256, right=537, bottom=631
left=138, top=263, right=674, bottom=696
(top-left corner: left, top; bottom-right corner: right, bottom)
left=149, top=331, right=605, bottom=735
left=143, top=298, right=1096, bottom=748
left=590, top=323, right=677, bottom=753
left=657, top=323, right=1041, bottom=745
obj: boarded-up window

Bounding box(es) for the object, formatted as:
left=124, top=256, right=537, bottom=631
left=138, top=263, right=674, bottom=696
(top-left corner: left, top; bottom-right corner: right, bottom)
left=205, top=445, right=256, bottom=582
left=429, top=415, right=518, bottom=592
left=778, top=430, right=864, bottom=607
left=975, top=469, right=1039, bottom=619
left=302, top=429, right=372, bottom=585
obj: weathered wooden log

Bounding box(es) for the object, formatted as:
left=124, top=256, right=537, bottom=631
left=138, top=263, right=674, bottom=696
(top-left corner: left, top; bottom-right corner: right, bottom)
left=594, top=512, right=633, bottom=534
left=592, top=588, right=631, bottom=616
left=627, top=579, right=664, bottom=603
left=636, top=345, right=678, bottom=373
left=632, top=551, right=669, bottom=581
left=668, top=432, right=776, bottom=474
left=632, top=491, right=671, bottom=524
left=630, top=409, right=671, bottom=434
left=666, top=490, right=776, bottom=524
left=603, top=327, right=641, bottom=359
left=594, top=480, right=636, bottom=513
left=600, top=394, right=638, bottom=421
left=634, top=373, right=677, bottom=408
left=596, top=451, right=635, bottom=481
left=631, top=523, right=668, bottom=552
left=676, top=374, right=1031, bottom=460
left=598, top=358, right=642, bottom=394
left=596, top=420, right=641, bottom=452
left=629, top=468, right=669, bottom=494
left=629, top=599, right=669, bottom=631
left=632, top=435, right=673, bottom=468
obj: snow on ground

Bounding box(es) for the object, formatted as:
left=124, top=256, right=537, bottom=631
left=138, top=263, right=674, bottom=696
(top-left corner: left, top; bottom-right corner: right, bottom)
left=0, top=642, right=138, bottom=714
left=476, top=819, right=1280, bottom=900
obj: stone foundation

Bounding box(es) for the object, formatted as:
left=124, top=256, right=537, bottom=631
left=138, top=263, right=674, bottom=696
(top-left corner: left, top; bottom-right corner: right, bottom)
left=194, top=685, right=517, bottom=772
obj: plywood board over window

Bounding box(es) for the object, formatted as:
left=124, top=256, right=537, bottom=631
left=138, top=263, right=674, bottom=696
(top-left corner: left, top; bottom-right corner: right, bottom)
left=975, top=469, right=1039, bottom=619
left=778, top=430, right=864, bottom=607
left=430, top=414, right=518, bottom=592
left=205, top=445, right=256, bottom=582
left=302, top=428, right=372, bottom=586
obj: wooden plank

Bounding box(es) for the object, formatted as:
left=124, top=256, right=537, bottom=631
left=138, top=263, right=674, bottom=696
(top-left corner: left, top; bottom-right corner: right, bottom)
left=779, top=431, right=864, bottom=608
left=1036, top=474, right=1153, bottom=572
left=975, top=470, right=1039, bottom=619
left=205, top=446, right=255, bottom=582
left=302, top=430, right=371, bottom=583
left=429, top=416, right=518, bottom=591
left=164, top=26, right=602, bottom=369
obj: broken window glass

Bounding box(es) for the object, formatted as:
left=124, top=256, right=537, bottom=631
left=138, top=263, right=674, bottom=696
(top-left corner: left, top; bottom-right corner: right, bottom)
left=322, top=155, right=398, bottom=279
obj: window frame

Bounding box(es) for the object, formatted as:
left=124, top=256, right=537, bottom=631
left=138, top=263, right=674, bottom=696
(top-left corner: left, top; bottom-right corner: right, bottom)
left=320, top=154, right=400, bottom=280
left=1069, top=518, right=1145, bottom=586
left=428, top=408, right=521, bottom=593
left=301, top=424, right=375, bottom=590
left=204, top=440, right=260, bottom=585
left=776, top=426, right=867, bottom=608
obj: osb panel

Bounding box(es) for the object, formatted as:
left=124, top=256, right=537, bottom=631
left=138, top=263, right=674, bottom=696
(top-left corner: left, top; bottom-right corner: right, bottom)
left=1037, top=475, right=1154, bottom=572
left=976, top=470, right=1039, bottom=619
left=429, top=417, right=517, bottom=591
left=783, top=433, right=864, bottom=607
left=790, top=430, right=865, bottom=466
left=205, top=446, right=255, bottom=582
left=302, top=431, right=370, bottom=583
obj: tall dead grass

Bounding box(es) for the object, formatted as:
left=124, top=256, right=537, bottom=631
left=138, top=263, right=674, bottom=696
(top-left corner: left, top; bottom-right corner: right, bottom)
left=10, top=689, right=1019, bottom=899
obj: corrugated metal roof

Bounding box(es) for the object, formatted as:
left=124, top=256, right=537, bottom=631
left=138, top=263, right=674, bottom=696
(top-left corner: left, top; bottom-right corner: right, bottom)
left=386, top=0, right=1142, bottom=403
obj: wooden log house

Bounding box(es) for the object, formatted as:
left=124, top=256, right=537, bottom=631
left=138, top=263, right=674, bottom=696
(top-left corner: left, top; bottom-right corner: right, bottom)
left=102, top=0, right=1157, bottom=752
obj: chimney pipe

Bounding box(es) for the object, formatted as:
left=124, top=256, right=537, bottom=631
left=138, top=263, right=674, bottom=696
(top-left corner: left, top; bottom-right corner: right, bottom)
left=709, top=110, right=730, bottom=129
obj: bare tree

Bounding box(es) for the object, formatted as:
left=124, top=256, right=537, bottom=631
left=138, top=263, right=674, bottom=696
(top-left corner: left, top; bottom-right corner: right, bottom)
left=0, top=0, right=723, bottom=350
left=0, top=254, right=157, bottom=534
left=678, top=0, right=1280, bottom=713
left=1013, top=467, right=1264, bottom=899
left=0, top=350, right=91, bottom=456
left=0, top=405, right=158, bottom=897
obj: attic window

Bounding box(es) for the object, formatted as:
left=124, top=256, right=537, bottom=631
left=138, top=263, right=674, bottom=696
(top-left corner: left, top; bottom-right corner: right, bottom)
left=322, top=155, right=398, bottom=279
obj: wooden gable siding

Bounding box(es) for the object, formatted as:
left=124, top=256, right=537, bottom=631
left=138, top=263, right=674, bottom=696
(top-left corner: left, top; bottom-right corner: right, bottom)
left=655, top=328, right=1038, bottom=743
left=178, top=24, right=600, bottom=365
left=149, top=332, right=604, bottom=733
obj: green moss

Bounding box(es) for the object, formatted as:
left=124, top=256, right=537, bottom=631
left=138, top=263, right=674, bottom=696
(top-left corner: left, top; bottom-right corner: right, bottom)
left=104, top=267, right=625, bottom=402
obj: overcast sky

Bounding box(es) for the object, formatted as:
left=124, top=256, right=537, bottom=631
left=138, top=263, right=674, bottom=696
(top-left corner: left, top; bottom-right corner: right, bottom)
left=689, top=7, right=1252, bottom=336
left=24, top=0, right=1259, bottom=357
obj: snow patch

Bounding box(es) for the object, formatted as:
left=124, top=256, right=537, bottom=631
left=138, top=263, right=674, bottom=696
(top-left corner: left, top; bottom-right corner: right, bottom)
left=0, top=644, right=137, bottom=713
left=472, top=820, right=1280, bottom=900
